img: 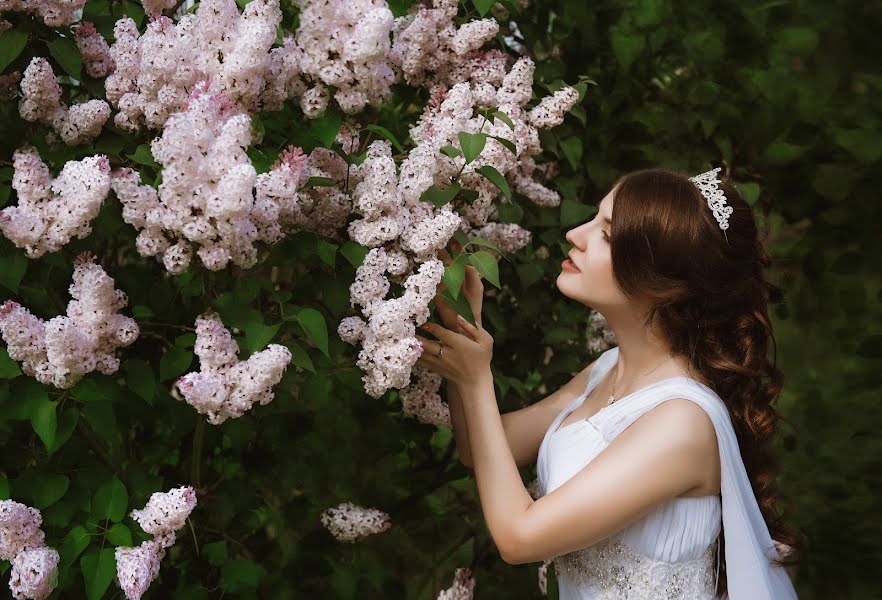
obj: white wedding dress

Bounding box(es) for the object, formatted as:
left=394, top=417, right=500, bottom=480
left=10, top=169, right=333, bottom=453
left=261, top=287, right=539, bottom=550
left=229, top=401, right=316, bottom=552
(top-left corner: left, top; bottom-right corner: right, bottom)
left=536, top=346, right=798, bottom=600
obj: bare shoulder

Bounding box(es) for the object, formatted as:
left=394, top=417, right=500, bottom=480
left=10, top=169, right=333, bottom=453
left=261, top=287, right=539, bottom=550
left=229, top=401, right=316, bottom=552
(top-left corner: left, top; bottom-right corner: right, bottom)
left=623, top=397, right=718, bottom=455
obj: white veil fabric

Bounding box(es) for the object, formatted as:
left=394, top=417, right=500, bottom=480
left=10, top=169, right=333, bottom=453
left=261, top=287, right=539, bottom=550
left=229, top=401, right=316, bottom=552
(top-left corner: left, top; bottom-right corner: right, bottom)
left=666, top=382, right=799, bottom=600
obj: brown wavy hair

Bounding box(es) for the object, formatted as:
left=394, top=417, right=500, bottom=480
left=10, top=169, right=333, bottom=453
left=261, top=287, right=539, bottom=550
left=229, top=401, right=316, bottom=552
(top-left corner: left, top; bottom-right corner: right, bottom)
left=607, top=166, right=803, bottom=597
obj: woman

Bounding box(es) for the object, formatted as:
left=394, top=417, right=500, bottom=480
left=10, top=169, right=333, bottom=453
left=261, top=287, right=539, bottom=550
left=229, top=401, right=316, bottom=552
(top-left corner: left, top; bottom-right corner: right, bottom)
left=414, top=166, right=802, bottom=599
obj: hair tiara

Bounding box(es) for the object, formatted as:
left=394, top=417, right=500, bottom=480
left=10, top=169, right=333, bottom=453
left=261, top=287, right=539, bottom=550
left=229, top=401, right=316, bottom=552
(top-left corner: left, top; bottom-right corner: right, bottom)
left=689, top=167, right=733, bottom=240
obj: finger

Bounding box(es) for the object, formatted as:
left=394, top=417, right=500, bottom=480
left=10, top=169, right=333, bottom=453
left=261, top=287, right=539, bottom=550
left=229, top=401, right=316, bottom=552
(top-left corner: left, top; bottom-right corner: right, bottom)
left=417, top=321, right=458, bottom=346
left=414, top=334, right=443, bottom=360
left=462, top=266, right=484, bottom=328
left=437, top=248, right=454, bottom=265
left=455, top=314, right=480, bottom=340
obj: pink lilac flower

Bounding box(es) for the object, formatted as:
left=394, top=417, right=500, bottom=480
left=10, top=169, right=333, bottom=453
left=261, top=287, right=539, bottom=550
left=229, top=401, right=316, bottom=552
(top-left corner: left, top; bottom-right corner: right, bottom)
left=18, top=57, right=111, bottom=145
left=320, top=502, right=391, bottom=543
left=470, top=222, right=531, bottom=254
left=398, top=366, right=451, bottom=427
left=0, top=253, right=139, bottom=389
left=114, top=540, right=164, bottom=600
left=174, top=313, right=292, bottom=424
left=436, top=567, right=475, bottom=600
left=586, top=309, right=617, bottom=354
left=8, top=546, right=59, bottom=600
left=74, top=22, right=114, bottom=78
left=115, top=486, right=197, bottom=600
left=0, top=0, right=86, bottom=26
left=538, top=558, right=551, bottom=596
left=1, top=146, right=111, bottom=258
left=0, top=501, right=44, bottom=561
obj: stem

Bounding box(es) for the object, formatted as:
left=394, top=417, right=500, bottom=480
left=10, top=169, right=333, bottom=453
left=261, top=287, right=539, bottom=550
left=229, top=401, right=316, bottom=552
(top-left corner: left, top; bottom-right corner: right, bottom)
left=191, top=417, right=205, bottom=488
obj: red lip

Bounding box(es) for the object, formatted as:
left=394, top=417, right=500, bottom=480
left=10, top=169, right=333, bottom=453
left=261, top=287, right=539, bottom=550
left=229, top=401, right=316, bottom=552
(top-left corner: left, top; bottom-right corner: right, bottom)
left=567, top=252, right=581, bottom=270
left=562, top=256, right=580, bottom=272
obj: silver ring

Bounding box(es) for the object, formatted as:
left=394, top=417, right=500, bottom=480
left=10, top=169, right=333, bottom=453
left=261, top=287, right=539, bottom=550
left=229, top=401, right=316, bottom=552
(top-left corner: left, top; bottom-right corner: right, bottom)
left=435, top=342, right=444, bottom=358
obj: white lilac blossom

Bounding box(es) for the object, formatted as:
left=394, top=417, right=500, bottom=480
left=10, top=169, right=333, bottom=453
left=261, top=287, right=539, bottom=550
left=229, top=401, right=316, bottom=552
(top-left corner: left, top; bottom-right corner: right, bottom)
left=140, top=0, right=177, bottom=16
left=0, top=253, right=139, bottom=389
left=74, top=22, right=114, bottom=78
left=0, top=146, right=111, bottom=258
left=174, top=313, right=292, bottom=424
left=526, top=477, right=542, bottom=501
left=340, top=249, right=447, bottom=398
left=18, top=57, right=111, bottom=145
left=8, top=547, right=59, bottom=600
left=320, top=502, right=392, bottom=543
left=110, top=84, right=302, bottom=273
left=436, top=567, right=476, bottom=600
left=586, top=309, right=616, bottom=354
left=0, top=501, right=45, bottom=561
left=470, top=222, right=531, bottom=254
left=528, top=86, right=581, bottom=129
left=114, top=540, right=164, bottom=600
left=281, top=0, right=396, bottom=117
left=115, top=486, right=197, bottom=600
left=0, top=500, right=59, bottom=600
left=398, top=366, right=451, bottom=427
left=105, top=0, right=282, bottom=131
left=0, top=0, right=86, bottom=26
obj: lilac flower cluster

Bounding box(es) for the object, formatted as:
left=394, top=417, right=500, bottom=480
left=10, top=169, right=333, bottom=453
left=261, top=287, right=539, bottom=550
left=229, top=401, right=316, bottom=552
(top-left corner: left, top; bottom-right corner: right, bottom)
left=110, top=84, right=303, bottom=273
left=0, top=146, right=111, bottom=258
left=586, top=308, right=617, bottom=354
left=115, top=486, right=197, bottom=600
left=18, top=57, right=111, bottom=145
left=280, top=0, right=397, bottom=117
left=174, top=313, right=293, bottom=424
left=0, top=0, right=85, bottom=26
left=398, top=366, right=451, bottom=427
left=0, top=253, right=139, bottom=389
left=338, top=248, right=446, bottom=398
left=74, top=21, right=114, bottom=79
left=105, top=0, right=283, bottom=131
left=436, top=567, right=476, bottom=600
left=319, top=502, right=391, bottom=543
left=0, top=500, right=59, bottom=600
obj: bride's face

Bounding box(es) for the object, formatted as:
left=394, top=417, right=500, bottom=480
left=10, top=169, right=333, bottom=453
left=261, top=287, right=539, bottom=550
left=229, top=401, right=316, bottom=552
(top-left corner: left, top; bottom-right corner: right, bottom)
left=556, top=186, right=626, bottom=308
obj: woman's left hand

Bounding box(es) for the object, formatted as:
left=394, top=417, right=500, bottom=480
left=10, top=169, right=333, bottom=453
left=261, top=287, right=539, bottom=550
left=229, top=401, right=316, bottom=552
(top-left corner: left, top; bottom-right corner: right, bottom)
left=414, top=312, right=494, bottom=389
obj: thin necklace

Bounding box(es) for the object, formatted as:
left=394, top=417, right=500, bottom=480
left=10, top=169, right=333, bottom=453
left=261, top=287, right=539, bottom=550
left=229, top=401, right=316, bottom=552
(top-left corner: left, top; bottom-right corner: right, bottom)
left=607, top=353, right=674, bottom=406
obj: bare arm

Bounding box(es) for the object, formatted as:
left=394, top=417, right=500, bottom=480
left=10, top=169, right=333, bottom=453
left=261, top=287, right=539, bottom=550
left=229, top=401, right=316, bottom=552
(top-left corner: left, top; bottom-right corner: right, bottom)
left=451, top=359, right=598, bottom=469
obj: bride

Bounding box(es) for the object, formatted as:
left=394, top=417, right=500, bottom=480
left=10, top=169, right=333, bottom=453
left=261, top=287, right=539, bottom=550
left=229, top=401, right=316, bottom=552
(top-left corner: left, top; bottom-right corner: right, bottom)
left=414, top=166, right=802, bottom=599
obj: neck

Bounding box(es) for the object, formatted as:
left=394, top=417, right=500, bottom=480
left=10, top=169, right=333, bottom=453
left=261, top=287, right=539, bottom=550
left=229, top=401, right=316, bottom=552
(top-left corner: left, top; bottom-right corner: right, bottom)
left=595, top=305, right=682, bottom=386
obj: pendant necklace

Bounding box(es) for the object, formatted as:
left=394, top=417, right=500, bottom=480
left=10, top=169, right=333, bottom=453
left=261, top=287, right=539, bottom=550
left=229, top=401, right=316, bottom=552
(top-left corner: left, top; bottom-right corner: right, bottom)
left=607, top=353, right=674, bottom=406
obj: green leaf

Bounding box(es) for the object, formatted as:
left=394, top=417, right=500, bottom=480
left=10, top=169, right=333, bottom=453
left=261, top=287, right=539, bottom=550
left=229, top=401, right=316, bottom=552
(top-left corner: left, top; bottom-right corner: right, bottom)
left=0, top=30, right=28, bottom=73
left=203, top=540, right=229, bottom=566
left=735, top=182, right=761, bottom=206
left=559, top=136, right=583, bottom=170
left=21, top=473, right=69, bottom=509
left=296, top=308, right=329, bottom=358
left=468, top=251, right=501, bottom=288
left=221, top=559, right=265, bottom=593
left=284, top=341, right=314, bottom=373
left=458, top=131, right=487, bottom=164
left=60, top=525, right=91, bottom=566
left=466, top=236, right=506, bottom=256
left=48, top=37, right=83, bottom=80
left=440, top=145, right=461, bottom=158
left=475, top=165, right=511, bottom=201
left=92, top=478, right=128, bottom=522
left=340, top=240, right=369, bottom=267
left=0, top=347, right=22, bottom=378
left=81, top=547, right=116, bottom=600
left=159, top=346, right=193, bottom=382
left=610, top=26, right=644, bottom=72
left=303, top=176, right=336, bottom=188
left=127, top=144, right=158, bottom=167
left=489, top=135, right=518, bottom=156
left=105, top=522, right=132, bottom=546
left=316, top=239, right=338, bottom=267
left=472, top=0, right=495, bottom=17
left=46, top=408, right=79, bottom=455
left=124, top=359, right=155, bottom=404
left=174, top=332, right=197, bottom=348
left=0, top=251, right=27, bottom=293
left=364, top=124, right=405, bottom=153
left=497, top=199, right=523, bottom=224
left=441, top=260, right=466, bottom=299
left=309, top=108, right=342, bottom=147
left=245, top=321, right=281, bottom=354
left=30, top=398, right=57, bottom=452
left=560, top=197, right=596, bottom=227
left=421, top=182, right=461, bottom=208
left=491, top=109, right=515, bottom=131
